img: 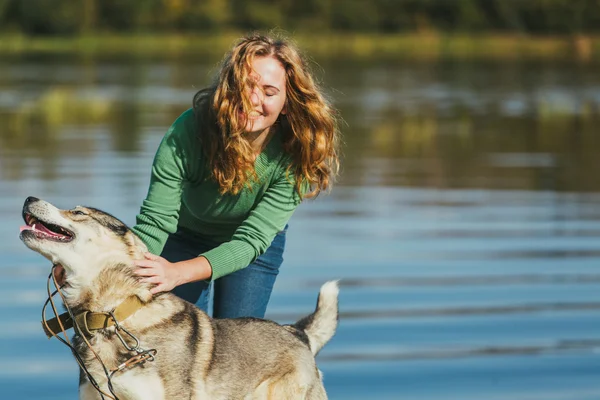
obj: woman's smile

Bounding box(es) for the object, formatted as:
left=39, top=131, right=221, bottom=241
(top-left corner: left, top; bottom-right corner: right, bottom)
left=247, top=110, right=263, bottom=120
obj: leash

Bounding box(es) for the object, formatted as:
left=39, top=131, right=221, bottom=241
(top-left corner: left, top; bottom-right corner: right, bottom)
left=42, top=264, right=157, bottom=400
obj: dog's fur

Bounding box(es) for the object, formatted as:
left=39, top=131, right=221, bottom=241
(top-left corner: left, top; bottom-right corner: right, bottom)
left=19, top=197, right=338, bottom=400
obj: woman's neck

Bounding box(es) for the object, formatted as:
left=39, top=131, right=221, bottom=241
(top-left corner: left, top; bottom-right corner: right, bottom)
left=247, top=127, right=275, bottom=156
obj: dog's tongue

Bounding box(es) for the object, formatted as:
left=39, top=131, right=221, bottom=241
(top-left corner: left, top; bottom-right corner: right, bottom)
left=20, top=225, right=32, bottom=232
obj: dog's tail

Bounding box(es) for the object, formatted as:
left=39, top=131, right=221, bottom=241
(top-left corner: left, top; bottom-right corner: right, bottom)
left=293, top=280, right=339, bottom=356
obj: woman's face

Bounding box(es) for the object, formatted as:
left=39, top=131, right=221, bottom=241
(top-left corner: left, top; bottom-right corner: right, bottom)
left=242, top=55, right=287, bottom=136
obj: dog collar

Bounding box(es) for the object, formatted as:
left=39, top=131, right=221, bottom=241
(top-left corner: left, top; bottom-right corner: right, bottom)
left=43, top=296, right=145, bottom=338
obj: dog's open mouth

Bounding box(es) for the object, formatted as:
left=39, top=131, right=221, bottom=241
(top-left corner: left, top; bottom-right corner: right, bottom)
left=20, top=213, right=74, bottom=242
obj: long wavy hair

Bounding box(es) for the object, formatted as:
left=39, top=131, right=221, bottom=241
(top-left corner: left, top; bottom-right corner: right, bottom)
left=193, top=33, right=340, bottom=199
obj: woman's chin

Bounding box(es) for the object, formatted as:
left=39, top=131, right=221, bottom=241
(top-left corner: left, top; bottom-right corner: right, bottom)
left=244, top=122, right=267, bottom=134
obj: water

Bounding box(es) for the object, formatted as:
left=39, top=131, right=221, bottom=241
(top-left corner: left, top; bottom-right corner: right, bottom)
left=1, top=54, right=600, bottom=399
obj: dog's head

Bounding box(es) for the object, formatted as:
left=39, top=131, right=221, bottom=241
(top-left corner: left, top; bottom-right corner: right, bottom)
left=19, top=197, right=148, bottom=300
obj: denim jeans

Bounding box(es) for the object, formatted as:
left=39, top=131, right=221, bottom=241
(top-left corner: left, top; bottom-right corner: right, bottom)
left=160, top=227, right=286, bottom=319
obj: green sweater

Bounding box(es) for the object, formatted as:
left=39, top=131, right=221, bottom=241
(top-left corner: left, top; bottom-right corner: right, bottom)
left=131, top=108, right=302, bottom=280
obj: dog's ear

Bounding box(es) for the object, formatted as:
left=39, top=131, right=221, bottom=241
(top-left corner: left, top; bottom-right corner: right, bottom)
left=124, top=231, right=149, bottom=257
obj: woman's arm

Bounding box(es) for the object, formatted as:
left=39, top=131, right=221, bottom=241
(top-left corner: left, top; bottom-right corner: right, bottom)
left=136, top=167, right=304, bottom=293
left=135, top=252, right=212, bottom=294
left=132, top=109, right=197, bottom=255
left=133, top=110, right=211, bottom=294
left=201, top=170, right=303, bottom=280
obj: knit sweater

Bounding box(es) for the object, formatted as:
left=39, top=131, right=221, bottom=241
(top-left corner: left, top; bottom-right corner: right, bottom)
left=131, top=108, right=303, bottom=280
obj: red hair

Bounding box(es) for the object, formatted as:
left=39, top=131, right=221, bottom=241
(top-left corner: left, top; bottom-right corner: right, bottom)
left=194, top=33, right=340, bottom=198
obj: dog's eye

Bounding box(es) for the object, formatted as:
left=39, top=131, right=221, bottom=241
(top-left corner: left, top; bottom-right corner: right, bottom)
left=71, top=210, right=87, bottom=216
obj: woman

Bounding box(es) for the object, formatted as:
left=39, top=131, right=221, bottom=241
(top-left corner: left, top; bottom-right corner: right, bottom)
left=131, top=33, right=340, bottom=319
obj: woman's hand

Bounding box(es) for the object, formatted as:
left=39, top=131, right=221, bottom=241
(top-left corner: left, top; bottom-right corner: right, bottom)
left=134, top=253, right=185, bottom=295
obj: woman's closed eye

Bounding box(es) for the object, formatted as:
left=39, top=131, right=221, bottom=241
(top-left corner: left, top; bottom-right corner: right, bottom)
left=264, top=86, right=280, bottom=97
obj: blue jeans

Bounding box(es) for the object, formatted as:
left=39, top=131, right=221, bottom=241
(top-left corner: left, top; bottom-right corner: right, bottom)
left=160, top=227, right=286, bottom=319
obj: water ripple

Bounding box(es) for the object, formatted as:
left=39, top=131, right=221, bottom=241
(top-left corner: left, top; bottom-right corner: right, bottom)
left=326, top=274, right=600, bottom=288
left=320, top=339, right=600, bottom=362
left=269, top=301, right=600, bottom=321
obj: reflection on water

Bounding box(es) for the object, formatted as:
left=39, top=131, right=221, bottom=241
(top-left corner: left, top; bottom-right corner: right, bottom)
left=1, top=54, right=599, bottom=400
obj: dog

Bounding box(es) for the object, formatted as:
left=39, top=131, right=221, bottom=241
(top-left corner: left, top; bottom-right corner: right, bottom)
left=19, top=196, right=339, bottom=400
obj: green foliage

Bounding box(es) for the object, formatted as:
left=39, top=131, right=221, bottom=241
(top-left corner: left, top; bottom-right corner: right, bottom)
left=15, top=0, right=83, bottom=35
left=0, top=0, right=599, bottom=35
left=230, top=0, right=285, bottom=30
left=329, top=0, right=381, bottom=32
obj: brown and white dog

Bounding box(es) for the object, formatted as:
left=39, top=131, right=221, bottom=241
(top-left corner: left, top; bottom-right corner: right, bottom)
left=19, top=196, right=339, bottom=400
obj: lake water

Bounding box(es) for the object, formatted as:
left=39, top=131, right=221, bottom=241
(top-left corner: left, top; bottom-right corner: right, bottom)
left=1, top=53, right=599, bottom=399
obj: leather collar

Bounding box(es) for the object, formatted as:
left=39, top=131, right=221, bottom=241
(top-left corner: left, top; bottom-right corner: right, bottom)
left=43, top=296, right=144, bottom=338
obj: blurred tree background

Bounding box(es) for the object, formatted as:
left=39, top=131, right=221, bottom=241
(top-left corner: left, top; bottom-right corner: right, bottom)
left=0, top=0, right=598, bottom=36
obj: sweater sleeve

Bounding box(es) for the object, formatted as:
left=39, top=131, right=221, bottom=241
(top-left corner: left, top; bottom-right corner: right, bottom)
left=131, top=109, right=196, bottom=255
left=201, top=170, right=303, bottom=280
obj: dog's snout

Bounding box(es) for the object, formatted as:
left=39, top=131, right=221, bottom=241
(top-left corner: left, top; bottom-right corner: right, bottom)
left=25, top=196, right=40, bottom=205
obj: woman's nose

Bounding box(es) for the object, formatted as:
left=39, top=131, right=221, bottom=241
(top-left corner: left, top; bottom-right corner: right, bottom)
left=250, top=88, right=262, bottom=106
